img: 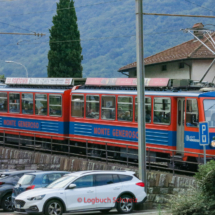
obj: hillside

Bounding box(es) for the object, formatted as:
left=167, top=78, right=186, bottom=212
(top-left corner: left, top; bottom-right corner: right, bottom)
left=0, top=0, right=214, bottom=78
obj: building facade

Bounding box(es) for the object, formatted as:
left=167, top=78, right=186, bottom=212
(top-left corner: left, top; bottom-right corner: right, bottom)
left=119, top=28, right=215, bottom=82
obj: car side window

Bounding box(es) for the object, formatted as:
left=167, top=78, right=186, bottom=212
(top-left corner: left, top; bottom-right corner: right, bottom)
left=73, top=175, right=93, bottom=188
left=42, top=175, right=50, bottom=184
left=118, top=175, right=133, bottom=182
left=48, top=173, right=62, bottom=184
left=113, top=174, right=120, bottom=183
left=95, top=174, right=114, bottom=186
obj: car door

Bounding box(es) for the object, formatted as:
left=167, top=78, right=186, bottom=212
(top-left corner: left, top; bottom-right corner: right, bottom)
left=65, top=174, right=96, bottom=211
left=95, top=174, right=122, bottom=209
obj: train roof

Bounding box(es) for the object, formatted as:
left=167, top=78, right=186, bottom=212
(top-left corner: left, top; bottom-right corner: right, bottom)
left=0, top=88, right=67, bottom=94
left=2, top=88, right=214, bottom=98
left=73, top=89, right=215, bottom=98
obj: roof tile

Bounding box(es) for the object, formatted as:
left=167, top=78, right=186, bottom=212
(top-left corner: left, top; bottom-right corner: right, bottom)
left=119, top=34, right=215, bottom=71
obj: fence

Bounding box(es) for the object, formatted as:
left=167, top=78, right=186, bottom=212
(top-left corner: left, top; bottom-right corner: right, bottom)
left=0, top=128, right=213, bottom=175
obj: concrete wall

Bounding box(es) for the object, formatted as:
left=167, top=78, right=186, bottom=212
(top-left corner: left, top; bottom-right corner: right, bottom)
left=127, top=61, right=191, bottom=79
left=126, top=59, right=215, bottom=82
left=191, top=59, right=215, bottom=82
left=0, top=147, right=195, bottom=209
left=145, top=62, right=190, bottom=79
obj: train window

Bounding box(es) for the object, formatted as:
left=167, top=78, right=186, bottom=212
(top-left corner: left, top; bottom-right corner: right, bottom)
left=203, top=100, right=215, bottom=127
left=9, top=93, right=20, bottom=113
left=72, top=95, right=84, bottom=118
left=118, top=97, right=133, bottom=121
left=101, top=96, right=115, bottom=120
left=135, top=97, right=151, bottom=123
left=186, top=99, right=199, bottom=127
left=49, top=95, right=62, bottom=117
left=22, top=94, right=33, bottom=115
left=86, top=95, right=99, bottom=119
left=35, top=94, right=47, bottom=116
left=153, top=98, right=171, bottom=124
left=0, top=93, right=7, bottom=112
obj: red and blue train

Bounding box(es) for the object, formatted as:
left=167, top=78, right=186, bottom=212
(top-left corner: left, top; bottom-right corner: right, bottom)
left=0, top=78, right=75, bottom=148
left=1, top=77, right=215, bottom=166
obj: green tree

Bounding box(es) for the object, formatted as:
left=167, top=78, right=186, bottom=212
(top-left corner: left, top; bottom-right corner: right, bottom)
left=47, top=0, right=83, bottom=77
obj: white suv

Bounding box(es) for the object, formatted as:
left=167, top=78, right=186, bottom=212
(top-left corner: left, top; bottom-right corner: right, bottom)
left=14, top=170, right=147, bottom=214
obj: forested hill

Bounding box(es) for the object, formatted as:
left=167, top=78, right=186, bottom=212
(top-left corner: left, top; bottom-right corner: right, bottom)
left=0, top=0, right=214, bottom=78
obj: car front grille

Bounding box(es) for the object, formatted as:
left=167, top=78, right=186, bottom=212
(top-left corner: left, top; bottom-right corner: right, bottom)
left=15, top=200, right=25, bottom=207
left=15, top=208, right=26, bottom=212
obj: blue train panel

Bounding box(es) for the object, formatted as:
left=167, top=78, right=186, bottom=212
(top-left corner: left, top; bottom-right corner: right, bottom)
left=0, top=116, right=69, bottom=135
left=184, top=131, right=215, bottom=150
left=70, top=122, right=176, bottom=146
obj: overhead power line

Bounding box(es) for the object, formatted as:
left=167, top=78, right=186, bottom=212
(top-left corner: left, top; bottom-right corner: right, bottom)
left=183, top=0, right=215, bottom=13
left=0, top=21, right=35, bottom=33
left=19, top=30, right=180, bottom=45
left=0, top=0, right=56, bottom=2
left=17, top=36, right=45, bottom=44
left=143, top=13, right=215, bottom=19
left=0, top=0, right=129, bottom=17
left=0, top=32, right=46, bottom=36
left=0, top=30, right=180, bottom=47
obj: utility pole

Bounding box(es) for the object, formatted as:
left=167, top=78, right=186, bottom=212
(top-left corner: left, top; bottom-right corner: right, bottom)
left=136, top=0, right=146, bottom=186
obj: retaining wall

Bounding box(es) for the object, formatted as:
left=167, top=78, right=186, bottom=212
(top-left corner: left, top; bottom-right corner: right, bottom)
left=0, top=147, right=196, bottom=209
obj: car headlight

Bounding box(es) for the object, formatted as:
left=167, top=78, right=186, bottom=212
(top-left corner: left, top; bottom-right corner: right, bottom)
left=27, top=195, right=45, bottom=201
left=211, top=140, right=215, bottom=147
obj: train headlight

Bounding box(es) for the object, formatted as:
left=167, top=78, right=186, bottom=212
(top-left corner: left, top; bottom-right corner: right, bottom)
left=211, top=141, right=215, bottom=147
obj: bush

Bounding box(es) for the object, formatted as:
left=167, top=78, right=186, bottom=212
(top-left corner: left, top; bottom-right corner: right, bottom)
left=200, top=169, right=215, bottom=198
left=169, top=160, right=215, bottom=215
left=195, top=160, right=215, bottom=181
left=168, top=188, right=215, bottom=215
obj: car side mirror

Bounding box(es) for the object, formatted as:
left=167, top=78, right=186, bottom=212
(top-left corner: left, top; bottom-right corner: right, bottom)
left=68, top=184, right=76, bottom=189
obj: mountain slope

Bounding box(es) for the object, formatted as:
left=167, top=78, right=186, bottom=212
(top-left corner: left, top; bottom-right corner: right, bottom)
left=0, top=0, right=214, bottom=78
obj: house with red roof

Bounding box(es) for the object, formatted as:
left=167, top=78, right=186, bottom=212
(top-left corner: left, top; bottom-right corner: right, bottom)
left=118, top=24, right=215, bottom=82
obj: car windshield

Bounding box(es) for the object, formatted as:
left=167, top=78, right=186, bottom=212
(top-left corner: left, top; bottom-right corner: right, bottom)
left=204, top=100, right=215, bottom=127
left=18, top=174, right=35, bottom=185
left=47, top=175, right=77, bottom=189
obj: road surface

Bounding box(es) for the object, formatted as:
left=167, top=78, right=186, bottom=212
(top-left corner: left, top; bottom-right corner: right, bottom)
left=0, top=209, right=171, bottom=215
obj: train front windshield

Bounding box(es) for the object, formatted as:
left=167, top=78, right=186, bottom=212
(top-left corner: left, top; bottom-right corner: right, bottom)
left=204, top=100, right=215, bottom=127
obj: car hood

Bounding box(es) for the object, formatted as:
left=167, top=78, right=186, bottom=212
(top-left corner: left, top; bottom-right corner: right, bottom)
left=15, top=188, right=62, bottom=199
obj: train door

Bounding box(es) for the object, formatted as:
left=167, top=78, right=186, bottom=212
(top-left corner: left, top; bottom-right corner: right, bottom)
left=177, top=98, right=185, bottom=152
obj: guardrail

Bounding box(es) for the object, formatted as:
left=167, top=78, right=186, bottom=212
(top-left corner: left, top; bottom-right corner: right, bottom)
left=0, top=128, right=213, bottom=175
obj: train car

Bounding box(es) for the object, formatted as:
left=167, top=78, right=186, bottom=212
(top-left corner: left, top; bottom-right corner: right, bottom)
left=0, top=77, right=85, bottom=151
left=69, top=78, right=215, bottom=167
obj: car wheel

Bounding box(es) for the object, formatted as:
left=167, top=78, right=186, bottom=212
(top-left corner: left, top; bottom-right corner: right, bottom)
left=2, top=193, right=14, bottom=212
left=44, top=200, right=63, bottom=215
left=100, top=209, right=111, bottom=213
left=116, top=194, right=134, bottom=214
